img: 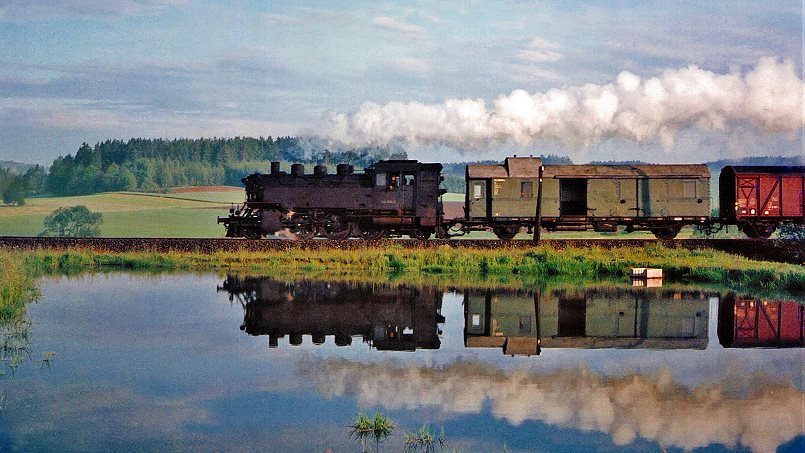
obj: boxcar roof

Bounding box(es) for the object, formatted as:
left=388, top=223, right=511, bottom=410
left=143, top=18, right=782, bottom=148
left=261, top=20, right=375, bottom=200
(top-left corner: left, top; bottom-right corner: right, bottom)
left=467, top=156, right=542, bottom=178
left=723, top=165, right=805, bottom=175
left=544, top=164, right=710, bottom=179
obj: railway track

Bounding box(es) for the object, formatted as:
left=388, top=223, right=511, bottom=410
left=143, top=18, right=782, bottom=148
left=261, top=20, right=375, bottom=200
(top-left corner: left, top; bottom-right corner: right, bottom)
left=0, top=237, right=802, bottom=265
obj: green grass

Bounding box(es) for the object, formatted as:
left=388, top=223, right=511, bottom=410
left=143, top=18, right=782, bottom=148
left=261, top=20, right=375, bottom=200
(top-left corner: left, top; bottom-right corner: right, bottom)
left=5, top=243, right=804, bottom=294
left=0, top=254, right=39, bottom=322
left=0, top=189, right=241, bottom=237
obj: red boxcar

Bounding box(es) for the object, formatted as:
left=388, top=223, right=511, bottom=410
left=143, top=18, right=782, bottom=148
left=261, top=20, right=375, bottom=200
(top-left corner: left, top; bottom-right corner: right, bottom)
left=719, top=166, right=805, bottom=238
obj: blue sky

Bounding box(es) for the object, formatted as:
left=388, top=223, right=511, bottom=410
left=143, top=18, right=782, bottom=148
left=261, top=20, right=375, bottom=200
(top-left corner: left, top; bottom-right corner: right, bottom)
left=0, top=0, right=802, bottom=164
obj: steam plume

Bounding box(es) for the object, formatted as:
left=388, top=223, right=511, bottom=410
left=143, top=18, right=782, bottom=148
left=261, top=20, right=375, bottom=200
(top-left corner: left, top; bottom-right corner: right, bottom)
left=320, top=57, right=804, bottom=150
left=306, top=359, right=804, bottom=453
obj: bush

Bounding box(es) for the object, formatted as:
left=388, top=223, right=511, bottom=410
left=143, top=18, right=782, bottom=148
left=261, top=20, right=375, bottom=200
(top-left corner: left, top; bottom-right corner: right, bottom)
left=778, top=223, right=805, bottom=240
left=40, top=206, right=103, bottom=237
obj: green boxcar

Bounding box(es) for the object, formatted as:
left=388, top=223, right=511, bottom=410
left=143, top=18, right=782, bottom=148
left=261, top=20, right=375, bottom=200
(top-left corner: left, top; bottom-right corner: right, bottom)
left=465, top=158, right=711, bottom=239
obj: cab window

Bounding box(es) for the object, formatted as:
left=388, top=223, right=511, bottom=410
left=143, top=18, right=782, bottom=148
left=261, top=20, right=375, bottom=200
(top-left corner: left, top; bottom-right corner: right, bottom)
left=375, top=172, right=386, bottom=186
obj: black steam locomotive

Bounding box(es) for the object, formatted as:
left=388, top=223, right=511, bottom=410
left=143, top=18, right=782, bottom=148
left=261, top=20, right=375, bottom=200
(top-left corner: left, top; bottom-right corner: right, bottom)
left=219, top=160, right=445, bottom=239
left=218, top=158, right=805, bottom=240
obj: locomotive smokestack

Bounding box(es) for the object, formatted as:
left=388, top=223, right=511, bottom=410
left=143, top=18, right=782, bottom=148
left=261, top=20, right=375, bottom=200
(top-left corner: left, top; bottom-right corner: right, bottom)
left=270, top=161, right=280, bottom=175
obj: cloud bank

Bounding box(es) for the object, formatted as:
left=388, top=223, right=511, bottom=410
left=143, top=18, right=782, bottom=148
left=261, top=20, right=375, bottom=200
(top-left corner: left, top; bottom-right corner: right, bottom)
left=319, top=57, right=804, bottom=151
left=308, top=359, right=804, bottom=453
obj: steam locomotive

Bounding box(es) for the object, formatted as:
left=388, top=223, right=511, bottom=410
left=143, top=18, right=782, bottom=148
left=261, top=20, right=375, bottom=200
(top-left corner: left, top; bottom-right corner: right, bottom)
left=218, top=157, right=805, bottom=240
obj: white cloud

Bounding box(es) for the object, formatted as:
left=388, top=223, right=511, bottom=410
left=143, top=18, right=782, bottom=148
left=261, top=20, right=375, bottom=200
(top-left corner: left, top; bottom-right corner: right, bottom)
left=308, top=359, right=805, bottom=453
left=387, top=56, right=431, bottom=73
left=1, top=97, right=304, bottom=139
left=516, top=36, right=563, bottom=63
left=372, top=15, right=425, bottom=34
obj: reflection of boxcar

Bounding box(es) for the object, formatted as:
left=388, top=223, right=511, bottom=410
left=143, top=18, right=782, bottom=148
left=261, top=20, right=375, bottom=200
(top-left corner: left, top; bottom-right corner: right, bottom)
left=719, top=166, right=805, bottom=238
left=219, top=160, right=443, bottom=239
left=466, top=157, right=710, bottom=239
left=464, top=287, right=710, bottom=355
left=717, top=294, right=805, bottom=348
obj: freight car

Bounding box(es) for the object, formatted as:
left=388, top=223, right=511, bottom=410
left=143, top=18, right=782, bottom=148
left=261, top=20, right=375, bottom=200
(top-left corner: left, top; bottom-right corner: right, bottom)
left=219, top=157, right=805, bottom=240
left=462, top=157, right=711, bottom=239
left=719, top=166, right=805, bottom=238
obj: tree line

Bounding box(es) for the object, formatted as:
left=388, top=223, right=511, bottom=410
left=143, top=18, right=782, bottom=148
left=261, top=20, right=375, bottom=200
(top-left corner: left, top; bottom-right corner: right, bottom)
left=43, top=137, right=407, bottom=197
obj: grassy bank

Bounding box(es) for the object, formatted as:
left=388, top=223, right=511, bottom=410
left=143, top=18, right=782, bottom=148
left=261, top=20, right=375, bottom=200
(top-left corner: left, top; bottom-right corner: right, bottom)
left=0, top=253, right=40, bottom=374
left=6, top=242, right=804, bottom=293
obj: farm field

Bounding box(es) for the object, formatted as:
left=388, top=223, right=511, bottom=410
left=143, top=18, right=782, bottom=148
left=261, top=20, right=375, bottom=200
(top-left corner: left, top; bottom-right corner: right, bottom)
left=0, top=187, right=242, bottom=237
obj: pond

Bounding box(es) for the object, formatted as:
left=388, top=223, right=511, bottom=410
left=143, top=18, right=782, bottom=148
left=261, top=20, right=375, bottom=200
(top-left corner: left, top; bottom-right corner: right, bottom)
left=1, top=273, right=803, bottom=452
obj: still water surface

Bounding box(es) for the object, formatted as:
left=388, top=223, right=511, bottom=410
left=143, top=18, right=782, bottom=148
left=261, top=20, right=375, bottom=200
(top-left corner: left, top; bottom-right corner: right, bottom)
left=1, top=274, right=803, bottom=452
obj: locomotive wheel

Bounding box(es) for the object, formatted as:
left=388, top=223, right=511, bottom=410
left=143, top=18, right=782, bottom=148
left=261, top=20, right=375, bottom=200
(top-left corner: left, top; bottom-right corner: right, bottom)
left=243, top=228, right=262, bottom=239
left=410, top=229, right=432, bottom=240
left=289, top=213, right=316, bottom=240
left=322, top=214, right=350, bottom=240
left=493, top=226, right=519, bottom=240
left=651, top=225, right=681, bottom=240
left=361, top=227, right=385, bottom=240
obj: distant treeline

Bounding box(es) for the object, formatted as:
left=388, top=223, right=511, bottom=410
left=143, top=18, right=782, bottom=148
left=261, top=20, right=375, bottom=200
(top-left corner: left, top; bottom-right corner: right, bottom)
left=45, top=137, right=406, bottom=196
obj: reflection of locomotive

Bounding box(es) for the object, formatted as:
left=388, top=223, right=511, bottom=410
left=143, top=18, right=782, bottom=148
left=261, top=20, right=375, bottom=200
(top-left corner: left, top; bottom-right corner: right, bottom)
left=464, top=287, right=712, bottom=356
left=717, top=293, right=805, bottom=348
left=219, top=276, right=444, bottom=351
left=219, top=156, right=805, bottom=240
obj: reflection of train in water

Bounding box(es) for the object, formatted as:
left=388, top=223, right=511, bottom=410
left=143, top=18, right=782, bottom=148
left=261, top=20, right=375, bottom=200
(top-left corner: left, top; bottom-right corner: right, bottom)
left=464, top=287, right=711, bottom=356
left=218, top=276, right=443, bottom=351
left=218, top=276, right=804, bottom=355
left=718, top=294, right=805, bottom=348
left=219, top=157, right=805, bottom=240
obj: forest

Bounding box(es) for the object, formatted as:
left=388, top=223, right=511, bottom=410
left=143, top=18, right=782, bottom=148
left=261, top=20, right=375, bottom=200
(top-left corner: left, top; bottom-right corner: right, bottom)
left=43, top=137, right=407, bottom=196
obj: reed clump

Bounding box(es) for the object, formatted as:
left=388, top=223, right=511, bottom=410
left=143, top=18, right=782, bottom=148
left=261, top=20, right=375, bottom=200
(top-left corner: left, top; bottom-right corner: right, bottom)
left=0, top=253, right=39, bottom=323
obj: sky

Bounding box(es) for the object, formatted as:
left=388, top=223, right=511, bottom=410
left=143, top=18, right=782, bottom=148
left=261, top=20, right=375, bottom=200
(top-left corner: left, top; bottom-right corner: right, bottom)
left=0, top=0, right=803, bottom=165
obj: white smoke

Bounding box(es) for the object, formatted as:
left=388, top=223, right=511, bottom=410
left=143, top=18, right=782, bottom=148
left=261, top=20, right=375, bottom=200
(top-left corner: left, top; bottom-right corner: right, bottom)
left=320, top=57, right=804, bottom=151
left=307, top=360, right=804, bottom=453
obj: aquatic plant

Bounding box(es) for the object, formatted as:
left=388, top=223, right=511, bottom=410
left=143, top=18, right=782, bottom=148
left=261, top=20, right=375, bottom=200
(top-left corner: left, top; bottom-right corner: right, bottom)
left=404, top=423, right=447, bottom=453
left=348, top=412, right=395, bottom=452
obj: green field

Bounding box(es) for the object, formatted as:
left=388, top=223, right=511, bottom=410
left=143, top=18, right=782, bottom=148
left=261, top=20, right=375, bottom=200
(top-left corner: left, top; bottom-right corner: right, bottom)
left=0, top=189, right=243, bottom=237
